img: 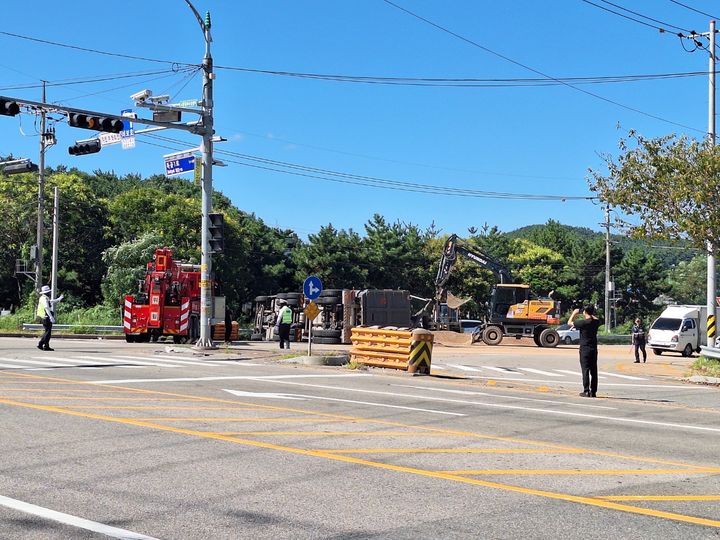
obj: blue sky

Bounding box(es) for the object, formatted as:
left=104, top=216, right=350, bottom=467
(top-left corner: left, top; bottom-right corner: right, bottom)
left=0, top=1, right=716, bottom=237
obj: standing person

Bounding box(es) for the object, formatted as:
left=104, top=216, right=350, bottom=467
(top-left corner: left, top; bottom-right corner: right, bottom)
left=36, top=285, right=63, bottom=352
left=568, top=305, right=603, bottom=398
left=224, top=307, right=233, bottom=344
left=631, top=318, right=647, bottom=363
left=277, top=299, right=293, bottom=350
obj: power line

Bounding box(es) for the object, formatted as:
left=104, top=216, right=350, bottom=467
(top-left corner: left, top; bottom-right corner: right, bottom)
left=0, top=30, right=196, bottom=66
left=381, top=0, right=706, bottom=135
left=667, top=0, right=720, bottom=20
left=0, top=68, right=187, bottom=92
left=586, top=0, right=691, bottom=33
left=215, top=65, right=709, bottom=87
left=141, top=133, right=594, bottom=201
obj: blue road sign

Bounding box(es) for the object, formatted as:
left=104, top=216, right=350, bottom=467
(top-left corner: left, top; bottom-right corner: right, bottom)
left=303, top=276, right=323, bottom=300
left=164, top=152, right=195, bottom=177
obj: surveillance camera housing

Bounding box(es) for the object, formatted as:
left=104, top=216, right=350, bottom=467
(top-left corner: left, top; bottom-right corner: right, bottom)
left=130, top=89, right=152, bottom=102
left=147, top=95, right=170, bottom=104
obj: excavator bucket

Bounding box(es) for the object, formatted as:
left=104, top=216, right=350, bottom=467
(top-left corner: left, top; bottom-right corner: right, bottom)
left=446, top=291, right=471, bottom=310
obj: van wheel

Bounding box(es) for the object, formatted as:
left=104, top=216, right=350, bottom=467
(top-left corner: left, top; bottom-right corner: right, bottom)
left=653, top=348, right=663, bottom=356
left=563, top=336, right=572, bottom=345
left=682, top=344, right=694, bottom=357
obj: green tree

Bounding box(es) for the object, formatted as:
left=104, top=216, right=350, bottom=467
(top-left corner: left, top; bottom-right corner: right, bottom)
left=293, top=225, right=367, bottom=288
left=613, top=247, right=665, bottom=322
left=508, top=239, right=564, bottom=295
left=666, top=255, right=712, bottom=305
left=590, top=132, right=720, bottom=249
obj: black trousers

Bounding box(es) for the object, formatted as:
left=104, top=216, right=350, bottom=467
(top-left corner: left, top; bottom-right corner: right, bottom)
left=38, top=317, right=53, bottom=349
left=579, top=347, right=598, bottom=395
left=634, top=340, right=647, bottom=362
left=278, top=323, right=291, bottom=349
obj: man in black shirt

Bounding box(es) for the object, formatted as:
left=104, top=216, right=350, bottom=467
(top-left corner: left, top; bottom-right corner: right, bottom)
left=568, top=305, right=603, bottom=397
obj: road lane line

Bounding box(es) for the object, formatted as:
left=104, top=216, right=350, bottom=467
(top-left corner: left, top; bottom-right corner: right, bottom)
left=90, top=374, right=372, bottom=384
left=481, top=366, right=524, bottom=374
left=554, top=369, right=607, bottom=379
left=0, top=494, right=158, bottom=540
left=320, top=448, right=587, bottom=454
left=516, top=367, right=564, bottom=377
left=1, top=395, right=718, bottom=529
left=0, top=362, right=29, bottom=369
left=109, top=355, right=189, bottom=368
left=598, top=371, right=647, bottom=380
left=392, top=384, right=617, bottom=409
left=221, top=389, right=465, bottom=417
left=136, top=355, right=226, bottom=367
left=465, top=376, right=706, bottom=389
left=253, top=379, right=720, bottom=433
left=439, top=468, right=720, bottom=475
left=597, top=495, right=720, bottom=501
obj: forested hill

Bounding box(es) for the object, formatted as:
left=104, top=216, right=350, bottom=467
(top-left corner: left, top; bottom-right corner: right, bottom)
left=0, top=166, right=706, bottom=323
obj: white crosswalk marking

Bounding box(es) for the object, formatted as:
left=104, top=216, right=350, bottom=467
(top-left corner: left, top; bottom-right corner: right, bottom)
left=554, top=369, right=606, bottom=379
left=516, top=367, right=564, bottom=377
left=0, top=361, right=29, bottom=368
left=80, top=355, right=182, bottom=368
left=446, top=363, right=483, bottom=372
left=150, top=355, right=226, bottom=367
left=598, top=371, right=647, bottom=380
left=481, top=366, right=523, bottom=374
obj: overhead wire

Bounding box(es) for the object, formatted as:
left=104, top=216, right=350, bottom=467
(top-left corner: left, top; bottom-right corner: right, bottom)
left=0, top=30, right=195, bottom=66
left=0, top=68, right=187, bottom=92
left=381, top=0, right=706, bottom=135
left=587, top=0, right=692, bottom=33
left=667, top=0, right=720, bottom=20
left=140, top=133, right=594, bottom=201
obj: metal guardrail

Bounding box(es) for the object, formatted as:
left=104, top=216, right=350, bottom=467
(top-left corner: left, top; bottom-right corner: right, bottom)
left=700, top=346, right=720, bottom=360
left=22, top=324, right=123, bottom=332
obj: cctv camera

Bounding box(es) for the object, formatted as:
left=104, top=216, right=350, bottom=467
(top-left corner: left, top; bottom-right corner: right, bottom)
left=147, top=94, right=170, bottom=104
left=130, top=89, right=152, bottom=102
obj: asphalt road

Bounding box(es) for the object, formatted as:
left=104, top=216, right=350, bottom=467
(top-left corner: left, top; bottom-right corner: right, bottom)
left=0, top=337, right=718, bottom=539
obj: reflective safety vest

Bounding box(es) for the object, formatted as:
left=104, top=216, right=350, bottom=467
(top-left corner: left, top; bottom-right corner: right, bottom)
left=36, top=295, right=49, bottom=318
left=279, top=306, right=293, bottom=324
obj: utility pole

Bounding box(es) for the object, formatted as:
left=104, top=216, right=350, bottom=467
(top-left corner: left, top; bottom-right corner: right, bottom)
left=34, top=81, right=46, bottom=290
left=183, top=2, right=216, bottom=349
left=604, top=205, right=612, bottom=332
left=707, top=19, right=717, bottom=346
left=50, top=187, right=59, bottom=301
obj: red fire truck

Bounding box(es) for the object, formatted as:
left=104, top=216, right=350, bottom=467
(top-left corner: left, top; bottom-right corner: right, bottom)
left=123, top=248, right=202, bottom=343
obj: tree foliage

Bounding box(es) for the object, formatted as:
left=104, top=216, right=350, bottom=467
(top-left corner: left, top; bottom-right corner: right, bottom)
left=590, top=132, right=720, bottom=249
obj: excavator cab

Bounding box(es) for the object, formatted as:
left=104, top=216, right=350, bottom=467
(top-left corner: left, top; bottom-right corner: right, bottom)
left=490, top=285, right=530, bottom=321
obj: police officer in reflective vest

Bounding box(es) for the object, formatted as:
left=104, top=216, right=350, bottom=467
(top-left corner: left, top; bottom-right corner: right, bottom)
left=277, top=299, right=293, bottom=349
left=36, top=285, right=63, bottom=351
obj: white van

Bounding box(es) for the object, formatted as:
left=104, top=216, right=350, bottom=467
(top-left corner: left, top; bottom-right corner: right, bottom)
left=647, top=305, right=708, bottom=357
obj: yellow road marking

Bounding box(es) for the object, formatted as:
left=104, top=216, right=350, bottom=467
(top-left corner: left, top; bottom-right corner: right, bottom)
left=212, top=431, right=467, bottom=437
left=320, top=448, right=586, bottom=454
left=1, top=371, right=714, bottom=471
left=123, top=417, right=347, bottom=422
left=0, top=388, right=132, bottom=393
left=597, top=496, right=720, bottom=502
left=439, top=469, right=720, bottom=475
left=60, top=406, right=263, bottom=411
left=0, top=396, right=208, bottom=401
left=1, top=396, right=719, bottom=529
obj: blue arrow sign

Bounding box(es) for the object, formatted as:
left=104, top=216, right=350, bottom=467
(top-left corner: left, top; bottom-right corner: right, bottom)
left=303, top=276, right=323, bottom=300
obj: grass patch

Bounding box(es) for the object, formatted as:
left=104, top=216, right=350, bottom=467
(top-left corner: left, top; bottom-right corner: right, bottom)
left=346, top=359, right=366, bottom=370
left=691, top=357, right=720, bottom=378
left=280, top=352, right=305, bottom=360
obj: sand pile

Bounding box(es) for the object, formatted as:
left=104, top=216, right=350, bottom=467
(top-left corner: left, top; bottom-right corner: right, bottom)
left=432, top=330, right=473, bottom=346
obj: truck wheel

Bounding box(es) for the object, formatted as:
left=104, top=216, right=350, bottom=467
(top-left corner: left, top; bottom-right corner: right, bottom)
left=316, top=296, right=341, bottom=305
left=653, top=348, right=663, bottom=356
left=682, top=344, right=694, bottom=357
left=319, top=289, right=343, bottom=297
left=313, top=336, right=342, bottom=344
left=563, top=336, right=572, bottom=345
left=125, top=334, right=136, bottom=343
left=285, top=292, right=303, bottom=299
left=539, top=328, right=560, bottom=348
left=482, top=326, right=503, bottom=346
left=313, top=328, right=341, bottom=338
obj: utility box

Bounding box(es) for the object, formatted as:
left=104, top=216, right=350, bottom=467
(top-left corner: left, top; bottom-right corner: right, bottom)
left=360, top=289, right=411, bottom=327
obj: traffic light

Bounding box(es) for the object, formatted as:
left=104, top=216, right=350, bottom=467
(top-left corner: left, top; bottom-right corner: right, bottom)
left=68, top=140, right=101, bottom=156
left=68, top=113, right=123, bottom=133
left=0, top=99, right=20, bottom=116
left=2, top=161, right=37, bottom=174
left=209, top=213, right=224, bottom=253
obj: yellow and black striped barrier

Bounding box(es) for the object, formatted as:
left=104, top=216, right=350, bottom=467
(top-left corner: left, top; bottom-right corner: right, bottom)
left=408, top=329, right=433, bottom=375
left=350, top=326, right=433, bottom=374
left=708, top=314, right=716, bottom=342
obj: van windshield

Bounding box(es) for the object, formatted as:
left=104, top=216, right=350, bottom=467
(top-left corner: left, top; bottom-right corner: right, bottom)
left=651, top=318, right=682, bottom=331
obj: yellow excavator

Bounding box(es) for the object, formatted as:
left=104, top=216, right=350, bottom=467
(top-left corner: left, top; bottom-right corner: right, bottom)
left=430, top=234, right=561, bottom=347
